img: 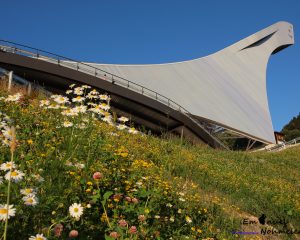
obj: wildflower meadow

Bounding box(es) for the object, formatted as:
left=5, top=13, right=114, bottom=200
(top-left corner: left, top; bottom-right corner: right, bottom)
left=0, top=83, right=299, bottom=239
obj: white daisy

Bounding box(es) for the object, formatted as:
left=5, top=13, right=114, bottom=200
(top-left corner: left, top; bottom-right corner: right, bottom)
left=185, top=216, right=192, bottom=223
left=89, top=106, right=105, bottom=115
left=50, top=94, right=61, bottom=99
left=90, top=89, right=99, bottom=95
left=99, top=94, right=109, bottom=101
left=54, top=96, right=69, bottom=104
left=0, top=121, right=8, bottom=128
left=99, top=103, right=110, bottom=111
left=86, top=93, right=99, bottom=99
left=66, top=90, right=73, bottom=94
left=31, top=174, right=44, bottom=182
left=69, top=83, right=76, bottom=88
left=102, top=115, right=113, bottom=124
left=0, top=204, right=16, bottom=221
left=5, top=170, right=25, bottom=182
left=72, top=105, right=87, bottom=113
left=72, top=96, right=85, bottom=103
left=69, top=203, right=84, bottom=219
left=22, top=194, right=38, bottom=206
left=20, top=188, right=36, bottom=196
left=81, top=85, right=91, bottom=89
left=29, top=233, right=47, bottom=240
left=39, top=100, right=50, bottom=107
left=74, top=87, right=84, bottom=95
left=2, top=127, right=13, bottom=140
left=61, top=109, right=78, bottom=116
left=74, top=163, right=85, bottom=169
left=118, top=116, right=129, bottom=123
left=128, top=127, right=139, bottom=134
left=5, top=93, right=22, bottom=102
left=46, top=104, right=60, bottom=109
left=117, top=124, right=127, bottom=130
left=63, top=121, right=73, bottom=128
left=82, top=118, right=89, bottom=123
left=87, top=102, right=97, bottom=107
left=2, top=138, right=10, bottom=146
left=0, top=161, right=16, bottom=171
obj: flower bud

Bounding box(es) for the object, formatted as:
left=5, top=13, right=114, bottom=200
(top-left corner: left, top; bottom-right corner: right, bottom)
left=93, top=172, right=103, bottom=180
left=69, top=230, right=79, bottom=238
left=129, top=226, right=137, bottom=234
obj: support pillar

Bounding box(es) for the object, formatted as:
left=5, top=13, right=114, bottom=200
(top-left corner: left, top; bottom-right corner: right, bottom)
left=8, top=71, right=13, bottom=91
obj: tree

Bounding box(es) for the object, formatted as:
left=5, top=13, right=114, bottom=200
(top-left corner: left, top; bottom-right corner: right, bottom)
left=281, top=113, right=300, bottom=141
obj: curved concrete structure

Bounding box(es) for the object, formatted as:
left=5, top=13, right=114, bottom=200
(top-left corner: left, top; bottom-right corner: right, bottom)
left=85, top=21, right=294, bottom=143
left=0, top=21, right=294, bottom=147
left=0, top=42, right=226, bottom=148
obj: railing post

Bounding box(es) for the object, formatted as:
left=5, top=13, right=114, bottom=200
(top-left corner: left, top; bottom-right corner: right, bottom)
left=8, top=71, right=13, bottom=92
left=27, top=83, right=32, bottom=95
left=142, top=87, right=144, bottom=94
left=77, top=62, right=79, bottom=70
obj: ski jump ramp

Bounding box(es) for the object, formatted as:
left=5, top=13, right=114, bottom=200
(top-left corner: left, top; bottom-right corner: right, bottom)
left=0, top=21, right=294, bottom=148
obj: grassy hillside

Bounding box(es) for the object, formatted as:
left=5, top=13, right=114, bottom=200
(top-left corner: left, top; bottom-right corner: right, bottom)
left=0, top=85, right=299, bottom=240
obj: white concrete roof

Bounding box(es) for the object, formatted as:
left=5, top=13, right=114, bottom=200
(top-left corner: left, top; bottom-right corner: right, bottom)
left=85, top=21, right=294, bottom=143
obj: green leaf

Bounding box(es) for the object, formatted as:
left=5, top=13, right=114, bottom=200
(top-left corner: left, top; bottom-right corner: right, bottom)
left=138, top=188, right=150, bottom=198
left=105, top=236, right=115, bottom=240
left=102, top=191, right=113, bottom=205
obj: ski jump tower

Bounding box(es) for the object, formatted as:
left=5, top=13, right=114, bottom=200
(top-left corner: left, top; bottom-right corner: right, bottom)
left=0, top=21, right=294, bottom=149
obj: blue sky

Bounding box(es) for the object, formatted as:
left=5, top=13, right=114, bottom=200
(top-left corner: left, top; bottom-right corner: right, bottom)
left=1, top=0, right=299, bottom=131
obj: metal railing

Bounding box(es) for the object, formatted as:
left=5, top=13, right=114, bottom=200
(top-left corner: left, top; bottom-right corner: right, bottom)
left=0, top=67, right=52, bottom=96
left=266, top=137, right=300, bottom=152
left=0, top=39, right=228, bottom=149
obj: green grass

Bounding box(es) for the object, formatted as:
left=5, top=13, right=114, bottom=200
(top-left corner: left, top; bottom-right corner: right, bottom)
left=0, top=87, right=299, bottom=239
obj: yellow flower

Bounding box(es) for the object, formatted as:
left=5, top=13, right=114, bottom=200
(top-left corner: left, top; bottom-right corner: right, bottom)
left=100, top=213, right=106, bottom=222
left=87, top=181, right=93, bottom=186
left=27, top=139, right=33, bottom=145
left=69, top=171, right=75, bottom=175
left=120, top=152, right=128, bottom=158
left=144, top=208, right=150, bottom=214
left=85, top=189, right=91, bottom=193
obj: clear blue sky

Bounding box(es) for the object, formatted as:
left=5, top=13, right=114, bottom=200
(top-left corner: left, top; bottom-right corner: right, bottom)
left=1, top=0, right=299, bottom=131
